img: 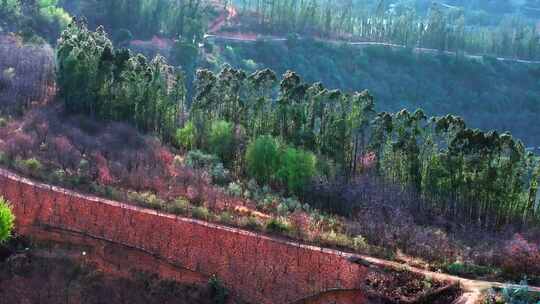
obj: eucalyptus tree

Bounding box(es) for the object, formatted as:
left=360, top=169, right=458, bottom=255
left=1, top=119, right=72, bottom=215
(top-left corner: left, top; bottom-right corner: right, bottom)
left=57, top=20, right=182, bottom=140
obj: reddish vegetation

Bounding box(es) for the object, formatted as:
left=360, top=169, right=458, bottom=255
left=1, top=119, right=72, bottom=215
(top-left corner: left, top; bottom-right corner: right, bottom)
left=0, top=107, right=253, bottom=213
left=501, top=233, right=540, bottom=278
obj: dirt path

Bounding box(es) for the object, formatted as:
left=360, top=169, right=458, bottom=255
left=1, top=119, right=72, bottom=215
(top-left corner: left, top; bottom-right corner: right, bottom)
left=208, top=5, right=237, bottom=33
left=357, top=254, right=540, bottom=304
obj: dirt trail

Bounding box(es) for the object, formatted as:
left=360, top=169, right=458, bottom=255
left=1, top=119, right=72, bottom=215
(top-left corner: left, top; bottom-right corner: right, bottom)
left=208, top=5, right=237, bottom=33
left=357, top=254, right=540, bottom=304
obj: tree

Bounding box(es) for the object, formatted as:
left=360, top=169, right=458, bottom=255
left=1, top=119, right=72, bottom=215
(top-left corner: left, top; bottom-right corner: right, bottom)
left=277, top=146, right=317, bottom=195
left=208, top=120, right=235, bottom=164
left=246, top=135, right=280, bottom=185
left=0, top=197, right=14, bottom=243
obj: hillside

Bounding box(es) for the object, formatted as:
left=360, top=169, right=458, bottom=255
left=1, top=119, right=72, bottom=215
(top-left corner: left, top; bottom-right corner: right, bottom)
left=201, top=37, right=540, bottom=148
left=1, top=1, right=540, bottom=303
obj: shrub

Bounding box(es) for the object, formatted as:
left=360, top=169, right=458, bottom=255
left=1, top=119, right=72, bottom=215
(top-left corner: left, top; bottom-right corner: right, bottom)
left=501, top=234, right=540, bottom=279
left=244, top=216, right=263, bottom=230
left=500, top=280, right=540, bottom=304
left=319, top=230, right=351, bottom=248
left=227, top=182, right=242, bottom=197
left=208, top=275, right=229, bottom=304
left=175, top=121, right=196, bottom=150
left=208, top=120, right=234, bottom=164
left=444, top=262, right=497, bottom=278
left=277, top=147, right=316, bottom=194
left=185, top=150, right=218, bottom=170
left=210, top=162, right=230, bottom=186
left=351, top=235, right=369, bottom=251
left=0, top=197, right=15, bottom=243
left=245, top=135, right=280, bottom=185
left=127, top=191, right=165, bottom=210
left=218, top=211, right=234, bottom=224
left=0, top=152, right=9, bottom=165
left=166, top=197, right=190, bottom=215
left=16, top=157, right=42, bottom=175
left=192, top=206, right=210, bottom=220
left=49, top=168, right=66, bottom=183
left=265, top=217, right=291, bottom=234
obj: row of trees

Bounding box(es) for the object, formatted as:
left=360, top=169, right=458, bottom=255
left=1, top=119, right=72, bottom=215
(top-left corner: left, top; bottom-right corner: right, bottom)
left=57, top=20, right=185, bottom=140
left=190, top=67, right=376, bottom=179
left=235, top=0, right=540, bottom=60
left=372, top=111, right=540, bottom=227
left=57, top=24, right=540, bottom=228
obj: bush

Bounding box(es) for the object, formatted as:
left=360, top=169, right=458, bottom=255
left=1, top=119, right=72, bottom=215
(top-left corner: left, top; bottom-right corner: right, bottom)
left=319, top=230, right=351, bottom=248
left=265, top=217, right=291, bottom=234
left=277, top=147, right=317, bottom=194
left=166, top=197, right=190, bottom=215
left=16, top=157, right=42, bottom=175
left=127, top=191, right=165, bottom=210
left=500, top=234, right=540, bottom=279
left=192, top=206, right=210, bottom=220
left=245, top=135, right=280, bottom=185
left=175, top=122, right=196, bottom=150
left=218, top=211, right=234, bottom=224
left=208, top=275, right=229, bottom=304
left=226, top=182, right=242, bottom=197
left=444, top=262, right=497, bottom=278
left=210, top=162, right=230, bottom=186
left=0, top=197, right=15, bottom=243
left=244, top=216, right=263, bottom=230
left=208, top=120, right=234, bottom=164
left=185, top=150, right=218, bottom=169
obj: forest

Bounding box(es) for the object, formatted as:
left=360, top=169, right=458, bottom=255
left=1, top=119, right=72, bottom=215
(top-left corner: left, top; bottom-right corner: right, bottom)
left=232, top=0, right=540, bottom=60
left=56, top=20, right=540, bottom=230
left=1, top=0, right=540, bottom=301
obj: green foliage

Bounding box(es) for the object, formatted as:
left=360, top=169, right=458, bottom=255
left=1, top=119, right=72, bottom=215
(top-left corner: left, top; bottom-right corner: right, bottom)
left=238, top=0, right=540, bottom=60
left=127, top=191, right=165, bottom=210
left=16, top=157, right=42, bottom=175
left=1, top=0, right=70, bottom=41
left=210, top=39, right=540, bottom=148
left=175, top=122, right=196, bottom=150
left=57, top=21, right=184, bottom=140
left=277, top=147, right=316, bottom=195
left=38, top=0, right=71, bottom=28
left=172, top=40, right=199, bottom=75
left=166, top=197, right=190, bottom=215
left=74, top=0, right=209, bottom=42
left=245, top=135, right=280, bottom=185
left=208, top=120, right=234, bottom=164
left=445, top=262, right=498, bottom=278
left=499, top=280, right=540, bottom=304
left=185, top=150, right=218, bottom=169
left=0, top=197, right=15, bottom=243
left=192, top=206, right=210, bottom=220
left=265, top=217, right=291, bottom=234
left=226, top=182, right=242, bottom=197
left=208, top=275, right=229, bottom=304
